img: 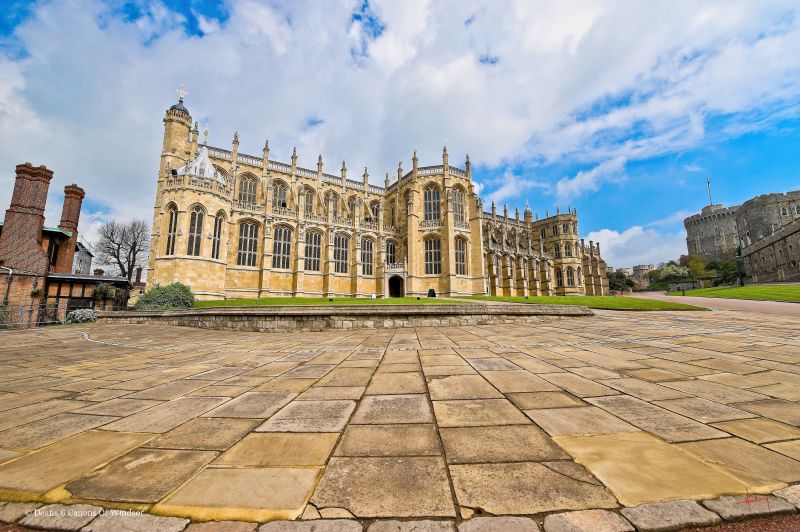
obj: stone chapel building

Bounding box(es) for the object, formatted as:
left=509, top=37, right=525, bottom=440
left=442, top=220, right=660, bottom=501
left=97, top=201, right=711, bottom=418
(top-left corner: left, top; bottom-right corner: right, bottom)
left=147, top=96, right=607, bottom=299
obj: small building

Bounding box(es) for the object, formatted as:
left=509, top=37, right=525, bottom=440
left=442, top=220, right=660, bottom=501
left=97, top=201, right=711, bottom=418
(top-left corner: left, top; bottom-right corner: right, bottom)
left=0, top=163, right=131, bottom=327
left=73, top=241, right=93, bottom=274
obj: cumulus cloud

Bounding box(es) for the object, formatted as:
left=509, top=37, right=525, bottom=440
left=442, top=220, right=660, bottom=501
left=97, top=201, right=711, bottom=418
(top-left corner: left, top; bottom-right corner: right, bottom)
left=0, top=0, right=798, bottom=257
left=587, top=226, right=687, bottom=268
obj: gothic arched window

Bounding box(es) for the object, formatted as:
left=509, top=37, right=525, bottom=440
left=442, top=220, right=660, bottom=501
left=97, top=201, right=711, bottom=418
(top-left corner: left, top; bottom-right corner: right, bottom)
left=165, top=204, right=178, bottom=255
left=424, top=237, right=442, bottom=274
left=361, top=238, right=374, bottom=275
left=272, top=226, right=292, bottom=269
left=304, top=231, right=322, bottom=271
left=334, top=233, right=350, bottom=273
left=238, top=177, right=257, bottom=205
left=187, top=206, right=204, bottom=256
left=211, top=211, right=225, bottom=260
left=272, top=181, right=288, bottom=210
left=424, top=186, right=441, bottom=222
left=453, top=187, right=465, bottom=224
left=455, top=238, right=467, bottom=275
left=236, top=221, right=259, bottom=266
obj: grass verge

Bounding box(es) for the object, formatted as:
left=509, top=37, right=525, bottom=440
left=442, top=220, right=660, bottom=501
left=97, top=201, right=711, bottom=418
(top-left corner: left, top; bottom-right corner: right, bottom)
left=466, top=295, right=705, bottom=311
left=666, top=285, right=800, bottom=303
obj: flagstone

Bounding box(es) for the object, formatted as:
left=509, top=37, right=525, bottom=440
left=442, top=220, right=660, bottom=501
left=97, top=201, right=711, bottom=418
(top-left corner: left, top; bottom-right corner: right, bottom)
left=679, top=437, right=800, bottom=487
left=72, top=398, right=162, bottom=417
left=351, top=395, right=433, bottom=424
left=433, top=399, right=529, bottom=427
left=206, top=392, right=296, bottom=418
left=539, top=373, right=618, bottom=397
left=144, top=417, right=261, bottom=451
left=542, top=509, right=633, bottom=532
left=480, top=370, right=559, bottom=393
left=257, top=400, right=356, bottom=432
left=66, top=448, right=217, bottom=503
left=365, top=373, right=426, bottom=395
left=439, top=425, right=566, bottom=463
left=524, top=406, right=638, bottom=437
left=653, top=397, right=756, bottom=423
left=711, top=418, right=800, bottom=444
left=449, top=461, right=617, bottom=515
left=506, top=391, right=584, bottom=409
left=589, top=395, right=728, bottom=442
left=335, top=424, right=440, bottom=457
left=0, top=413, right=118, bottom=449
left=216, top=433, right=338, bottom=466
left=0, top=431, right=152, bottom=494
left=318, top=368, right=376, bottom=387
left=103, top=397, right=227, bottom=432
left=601, top=378, right=689, bottom=401
left=766, top=440, right=800, bottom=461
left=731, top=399, right=800, bottom=427
left=662, top=380, right=769, bottom=404
left=311, top=457, right=455, bottom=518
left=426, top=375, right=502, bottom=400
left=555, top=432, right=748, bottom=506
left=125, top=379, right=216, bottom=400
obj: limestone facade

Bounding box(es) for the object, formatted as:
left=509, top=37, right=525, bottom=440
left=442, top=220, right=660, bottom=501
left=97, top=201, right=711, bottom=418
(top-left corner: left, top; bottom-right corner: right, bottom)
left=147, top=97, right=607, bottom=299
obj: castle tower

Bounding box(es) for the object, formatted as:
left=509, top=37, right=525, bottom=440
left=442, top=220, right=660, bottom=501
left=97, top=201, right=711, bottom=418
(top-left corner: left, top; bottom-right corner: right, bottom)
left=147, top=92, right=193, bottom=282
left=54, top=184, right=85, bottom=272
left=0, top=163, right=54, bottom=273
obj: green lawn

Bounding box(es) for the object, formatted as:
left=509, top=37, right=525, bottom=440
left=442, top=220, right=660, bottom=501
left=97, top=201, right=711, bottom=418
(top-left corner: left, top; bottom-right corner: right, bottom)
left=666, top=285, right=800, bottom=303
left=194, top=297, right=458, bottom=308
left=466, top=295, right=705, bottom=311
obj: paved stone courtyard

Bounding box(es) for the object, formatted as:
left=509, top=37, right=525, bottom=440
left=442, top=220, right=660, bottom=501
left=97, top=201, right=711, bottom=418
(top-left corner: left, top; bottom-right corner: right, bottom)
left=0, top=310, right=799, bottom=531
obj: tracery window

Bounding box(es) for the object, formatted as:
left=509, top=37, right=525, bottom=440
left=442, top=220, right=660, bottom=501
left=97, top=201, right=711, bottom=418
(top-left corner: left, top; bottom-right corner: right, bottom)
left=453, top=188, right=465, bottom=223
left=566, top=267, right=575, bottom=286
left=455, top=238, right=467, bottom=275
left=424, top=238, right=441, bottom=274
left=334, top=234, right=349, bottom=273
left=361, top=238, right=374, bottom=275
left=211, top=212, right=224, bottom=260
left=304, top=231, right=322, bottom=271
left=272, top=182, right=288, bottom=209
left=236, top=222, right=259, bottom=267
left=564, top=242, right=572, bottom=257
left=424, top=186, right=441, bottom=221
left=238, top=177, right=257, bottom=205
left=556, top=267, right=564, bottom=287
left=187, top=206, right=204, bottom=256
left=304, top=191, right=314, bottom=215
left=272, top=226, right=292, bottom=269
left=165, top=205, right=177, bottom=255
left=386, top=240, right=397, bottom=264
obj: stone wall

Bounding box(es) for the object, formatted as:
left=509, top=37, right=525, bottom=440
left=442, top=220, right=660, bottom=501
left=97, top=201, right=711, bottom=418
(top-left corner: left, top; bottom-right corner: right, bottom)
left=98, top=304, right=593, bottom=333
left=736, top=191, right=800, bottom=246
left=741, top=217, right=800, bottom=283
left=683, top=204, right=739, bottom=260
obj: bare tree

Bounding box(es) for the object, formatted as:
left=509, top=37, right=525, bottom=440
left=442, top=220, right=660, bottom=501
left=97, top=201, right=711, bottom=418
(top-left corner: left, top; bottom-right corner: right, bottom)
left=95, top=219, right=150, bottom=280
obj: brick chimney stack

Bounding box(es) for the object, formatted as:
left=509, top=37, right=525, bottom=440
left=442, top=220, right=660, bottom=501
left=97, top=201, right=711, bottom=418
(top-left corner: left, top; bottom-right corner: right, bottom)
left=54, top=184, right=85, bottom=272
left=0, top=163, right=53, bottom=273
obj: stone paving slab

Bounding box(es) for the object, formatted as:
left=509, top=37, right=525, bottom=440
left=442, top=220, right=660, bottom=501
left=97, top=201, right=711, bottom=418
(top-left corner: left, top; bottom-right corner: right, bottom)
left=542, top=509, right=633, bottom=532
left=0, top=310, right=799, bottom=526
left=701, top=494, right=795, bottom=521
left=620, top=499, right=721, bottom=531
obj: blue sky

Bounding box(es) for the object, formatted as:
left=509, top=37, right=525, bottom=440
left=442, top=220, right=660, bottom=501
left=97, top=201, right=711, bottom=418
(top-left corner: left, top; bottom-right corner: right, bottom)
left=1, top=0, right=799, bottom=267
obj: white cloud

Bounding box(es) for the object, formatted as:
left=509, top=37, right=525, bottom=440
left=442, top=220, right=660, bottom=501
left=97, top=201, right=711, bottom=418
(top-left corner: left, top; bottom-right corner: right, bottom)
left=486, top=169, right=548, bottom=205
left=0, top=0, right=798, bottom=248
left=555, top=157, right=626, bottom=201
left=587, top=226, right=687, bottom=268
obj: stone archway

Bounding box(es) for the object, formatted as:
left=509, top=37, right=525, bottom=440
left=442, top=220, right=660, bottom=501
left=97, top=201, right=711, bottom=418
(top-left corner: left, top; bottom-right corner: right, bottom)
left=388, top=276, right=404, bottom=298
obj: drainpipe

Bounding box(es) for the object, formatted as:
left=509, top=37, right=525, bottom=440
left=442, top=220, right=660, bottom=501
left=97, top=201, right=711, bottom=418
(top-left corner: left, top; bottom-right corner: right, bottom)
left=0, top=266, right=12, bottom=306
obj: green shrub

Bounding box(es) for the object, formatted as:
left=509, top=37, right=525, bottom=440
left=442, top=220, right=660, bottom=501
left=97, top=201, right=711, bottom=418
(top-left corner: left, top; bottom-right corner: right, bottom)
left=92, top=282, right=116, bottom=300
left=134, top=283, right=194, bottom=310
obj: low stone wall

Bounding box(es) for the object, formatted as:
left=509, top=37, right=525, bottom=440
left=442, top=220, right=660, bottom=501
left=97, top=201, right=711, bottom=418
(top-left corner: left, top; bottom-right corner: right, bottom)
left=97, top=303, right=593, bottom=333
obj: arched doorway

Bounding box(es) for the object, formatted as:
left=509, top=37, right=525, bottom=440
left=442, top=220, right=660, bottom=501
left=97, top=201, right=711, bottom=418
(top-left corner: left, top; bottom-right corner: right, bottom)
left=388, top=276, right=404, bottom=298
